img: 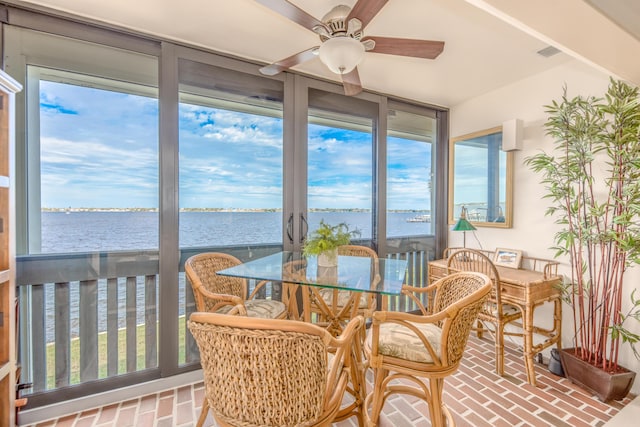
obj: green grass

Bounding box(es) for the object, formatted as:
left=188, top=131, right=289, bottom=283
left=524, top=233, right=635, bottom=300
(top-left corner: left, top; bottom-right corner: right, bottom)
left=45, top=315, right=187, bottom=389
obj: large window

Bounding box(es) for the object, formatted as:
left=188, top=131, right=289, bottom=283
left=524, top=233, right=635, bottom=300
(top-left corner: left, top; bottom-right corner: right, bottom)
left=178, top=61, right=284, bottom=248
left=307, top=108, right=373, bottom=239
left=386, top=107, right=435, bottom=237
left=10, top=27, right=162, bottom=401
left=177, top=59, right=284, bottom=365
left=32, top=67, right=159, bottom=253
left=4, top=11, right=447, bottom=406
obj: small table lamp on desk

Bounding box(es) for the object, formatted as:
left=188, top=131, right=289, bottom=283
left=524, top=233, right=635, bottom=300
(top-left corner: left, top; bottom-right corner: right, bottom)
left=451, top=206, right=476, bottom=248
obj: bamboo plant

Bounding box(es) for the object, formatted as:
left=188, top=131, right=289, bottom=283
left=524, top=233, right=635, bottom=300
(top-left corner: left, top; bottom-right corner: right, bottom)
left=525, top=78, right=640, bottom=372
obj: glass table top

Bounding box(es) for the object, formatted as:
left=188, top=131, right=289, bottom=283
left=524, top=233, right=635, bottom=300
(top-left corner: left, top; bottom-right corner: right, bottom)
left=217, top=251, right=407, bottom=295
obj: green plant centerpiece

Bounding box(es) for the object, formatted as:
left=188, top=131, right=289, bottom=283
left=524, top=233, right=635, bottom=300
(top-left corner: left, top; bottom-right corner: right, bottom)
left=525, top=78, right=640, bottom=401
left=303, top=220, right=360, bottom=267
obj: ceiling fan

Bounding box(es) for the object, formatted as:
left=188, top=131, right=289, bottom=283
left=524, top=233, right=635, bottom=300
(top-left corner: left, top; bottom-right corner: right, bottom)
left=255, top=0, right=445, bottom=96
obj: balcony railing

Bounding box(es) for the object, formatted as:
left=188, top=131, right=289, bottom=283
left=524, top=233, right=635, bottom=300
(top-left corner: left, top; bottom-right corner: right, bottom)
left=16, top=241, right=435, bottom=407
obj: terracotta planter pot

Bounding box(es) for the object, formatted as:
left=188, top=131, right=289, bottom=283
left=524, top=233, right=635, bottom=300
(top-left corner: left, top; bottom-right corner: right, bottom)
left=559, top=348, right=636, bottom=402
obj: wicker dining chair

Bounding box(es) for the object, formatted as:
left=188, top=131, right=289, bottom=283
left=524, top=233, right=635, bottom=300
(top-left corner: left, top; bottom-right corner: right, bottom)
left=188, top=311, right=365, bottom=427
left=185, top=252, right=287, bottom=319
left=364, top=272, right=491, bottom=427
left=280, top=254, right=370, bottom=425
left=446, top=248, right=523, bottom=376
left=311, top=245, right=379, bottom=322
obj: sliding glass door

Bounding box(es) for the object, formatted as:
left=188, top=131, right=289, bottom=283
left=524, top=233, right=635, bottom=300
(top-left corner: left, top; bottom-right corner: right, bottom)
left=306, top=89, right=377, bottom=246
left=385, top=103, right=439, bottom=289
left=178, top=60, right=284, bottom=252
left=177, top=58, right=285, bottom=364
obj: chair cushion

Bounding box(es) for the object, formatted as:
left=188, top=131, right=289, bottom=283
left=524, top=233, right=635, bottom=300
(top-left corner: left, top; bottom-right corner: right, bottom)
left=318, top=288, right=369, bottom=308
left=369, top=322, right=443, bottom=364
left=216, top=299, right=286, bottom=319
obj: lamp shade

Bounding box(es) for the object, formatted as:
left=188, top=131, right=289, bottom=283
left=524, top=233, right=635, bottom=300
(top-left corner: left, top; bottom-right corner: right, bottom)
left=451, top=217, right=477, bottom=231
left=451, top=206, right=477, bottom=231
left=318, top=36, right=365, bottom=74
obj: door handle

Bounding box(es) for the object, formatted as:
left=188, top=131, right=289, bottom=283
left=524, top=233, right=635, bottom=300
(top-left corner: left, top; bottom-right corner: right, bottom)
left=286, top=213, right=294, bottom=244
left=300, top=214, right=308, bottom=244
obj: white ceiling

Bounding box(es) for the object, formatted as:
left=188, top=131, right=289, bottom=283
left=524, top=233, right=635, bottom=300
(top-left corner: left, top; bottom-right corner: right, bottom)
left=5, top=0, right=637, bottom=107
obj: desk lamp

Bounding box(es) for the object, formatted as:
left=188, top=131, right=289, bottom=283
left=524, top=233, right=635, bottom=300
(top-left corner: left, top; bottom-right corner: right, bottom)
left=451, top=206, right=476, bottom=248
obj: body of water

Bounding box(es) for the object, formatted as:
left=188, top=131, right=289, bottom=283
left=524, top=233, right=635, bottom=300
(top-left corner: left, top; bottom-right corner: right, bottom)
left=40, top=211, right=433, bottom=253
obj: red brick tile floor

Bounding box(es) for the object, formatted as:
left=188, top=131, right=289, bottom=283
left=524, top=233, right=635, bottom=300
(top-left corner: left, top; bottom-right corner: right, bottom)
left=21, top=335, right=635, bottom=427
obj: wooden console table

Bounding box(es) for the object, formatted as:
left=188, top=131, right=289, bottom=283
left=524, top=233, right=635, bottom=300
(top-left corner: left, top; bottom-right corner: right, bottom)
left=428, top=257, right=562, bottom=386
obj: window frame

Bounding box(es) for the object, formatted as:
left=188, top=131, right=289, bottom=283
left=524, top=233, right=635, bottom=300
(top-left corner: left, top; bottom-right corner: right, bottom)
left=448, top=126, right=514, bottom=228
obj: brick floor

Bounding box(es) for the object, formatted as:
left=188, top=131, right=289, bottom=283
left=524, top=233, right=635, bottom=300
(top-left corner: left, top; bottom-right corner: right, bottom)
left=20, top=336, right=635, bottom=427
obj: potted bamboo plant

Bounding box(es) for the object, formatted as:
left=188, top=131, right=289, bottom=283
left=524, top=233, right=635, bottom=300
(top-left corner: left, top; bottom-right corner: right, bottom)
left=303, top=220, right=360, bottom=267
left=525, top=78, right=640, bottom=401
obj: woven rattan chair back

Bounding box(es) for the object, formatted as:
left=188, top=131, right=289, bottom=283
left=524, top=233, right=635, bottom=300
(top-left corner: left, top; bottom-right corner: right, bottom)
left=188, top=312, right=363, bottom=427
left=446, top=248, right=503, bottom=307
left=339, top=244, right=379, bottom=311
left=338, top=244, right=378, bottom=261
left=185, top=252, right=247, bottom=312
left=446, top=248, right=523, bottom=376
left=364, top=272, right=491, bottom=427
left=430, top=272, right=493, bottom=366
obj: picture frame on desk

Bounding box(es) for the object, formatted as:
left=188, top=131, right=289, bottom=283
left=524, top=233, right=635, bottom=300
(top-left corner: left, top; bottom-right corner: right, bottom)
left=493, top=248, right=522, bottom=269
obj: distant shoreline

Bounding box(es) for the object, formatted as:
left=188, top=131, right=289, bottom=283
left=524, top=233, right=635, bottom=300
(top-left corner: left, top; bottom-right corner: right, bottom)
left=42, top=207, right=431, bottom=213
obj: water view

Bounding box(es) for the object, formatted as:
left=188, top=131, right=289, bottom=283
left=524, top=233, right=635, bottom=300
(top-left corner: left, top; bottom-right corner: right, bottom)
left=40, top=210, right=433, bottom=253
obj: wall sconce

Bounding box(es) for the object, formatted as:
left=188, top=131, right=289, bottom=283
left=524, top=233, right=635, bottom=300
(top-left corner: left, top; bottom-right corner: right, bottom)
left=502, top=118, right=523, bottom=151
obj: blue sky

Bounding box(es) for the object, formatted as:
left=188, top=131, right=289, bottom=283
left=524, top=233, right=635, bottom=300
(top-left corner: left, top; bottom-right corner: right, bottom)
left=40, top=81, right=159, bottom=208
left=39, top=80, right=434, bottom=211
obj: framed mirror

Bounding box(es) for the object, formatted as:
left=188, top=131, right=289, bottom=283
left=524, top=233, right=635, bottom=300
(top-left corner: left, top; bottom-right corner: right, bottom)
left=448, top=126, right=513, bottom=228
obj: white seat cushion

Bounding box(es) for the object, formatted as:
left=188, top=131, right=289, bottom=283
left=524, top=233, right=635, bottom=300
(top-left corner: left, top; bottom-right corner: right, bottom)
left=368, top=321, right=443, bottom=364
left=216, top=299, right=286, bottom=319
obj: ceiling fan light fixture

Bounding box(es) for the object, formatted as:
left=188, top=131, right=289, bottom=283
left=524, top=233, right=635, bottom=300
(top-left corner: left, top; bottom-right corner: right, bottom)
left=318, top=36, right=365, bottom=74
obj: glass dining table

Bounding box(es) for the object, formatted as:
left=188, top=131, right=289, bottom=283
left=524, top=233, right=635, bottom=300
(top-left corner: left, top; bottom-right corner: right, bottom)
left=217, top=251, right=407, bottom=327
left=217, top=250, right=407, bottom=295
left=217, top=250, right=408, bottom=424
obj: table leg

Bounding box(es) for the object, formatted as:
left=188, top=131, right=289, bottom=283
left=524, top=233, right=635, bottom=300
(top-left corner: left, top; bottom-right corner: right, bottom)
left=522, top=296, right=563, bottom=386
left=523, top=303, right=537, bottom=386
left=334, top=303, right=366, bottom=427
left=305, top=289, right=366, bottom=425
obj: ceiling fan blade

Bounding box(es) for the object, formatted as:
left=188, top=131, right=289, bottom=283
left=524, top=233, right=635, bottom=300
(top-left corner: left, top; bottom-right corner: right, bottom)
left=259, top=47, right=319, bottom=76
left=346, top=0, right=389, bottom=29
left=341, top=68, right=363, bottom=96
left=254, top=0, right=326, bottom=32
left=362, top=36, right=445, bottom=59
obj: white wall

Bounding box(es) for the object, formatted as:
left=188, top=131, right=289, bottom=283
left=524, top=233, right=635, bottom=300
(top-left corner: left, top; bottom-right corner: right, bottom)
left=450, top=58, right=640, bottom=394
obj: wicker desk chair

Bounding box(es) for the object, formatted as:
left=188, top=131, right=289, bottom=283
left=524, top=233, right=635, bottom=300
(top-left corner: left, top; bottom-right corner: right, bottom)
left=185, top=252, right=286, bottom=319
left=311, top=245, right=379, bottom=323
left=188, top=312, right=364, bottom=427
left=446, top=248, right=523, bottom=376
left=364, top=272, right=491, bottom=427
